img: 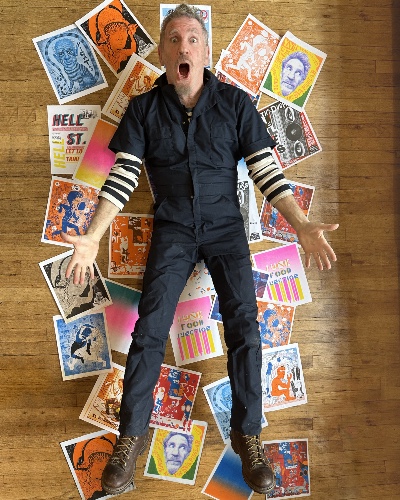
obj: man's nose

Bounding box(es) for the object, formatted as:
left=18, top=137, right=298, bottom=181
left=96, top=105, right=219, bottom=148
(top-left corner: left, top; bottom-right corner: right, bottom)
left=178, top=41, right=189, bottom=54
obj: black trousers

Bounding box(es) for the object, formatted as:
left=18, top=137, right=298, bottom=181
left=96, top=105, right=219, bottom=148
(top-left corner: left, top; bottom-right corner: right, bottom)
left=118, top=220, right=263, bottom=437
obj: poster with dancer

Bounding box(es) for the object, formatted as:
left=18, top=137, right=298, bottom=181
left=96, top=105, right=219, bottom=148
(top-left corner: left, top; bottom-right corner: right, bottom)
left=76, top=0, right=156, bottom=76
left=144, top=421, right=207, bottom=485
left=39, top=250, right=112, bottom=323
left=73, top=119, right=117, bottom=189
left=103, top=279, right=141, bottom=354
left=102, top=53, right=162, bottom=123
left=202, top=445, right=254, bottom=500
left=259, top=180, right=315, bottom=244
left=261, top=343, right=307, bottom=413
left=53, top=312, right=112, bottom=381
left=261, top=31, right=327, bottom=111
left=60, top=430, right=134, bottom=500
left=262, top=439, right=310, bottom=498
left=41, top=177, right=99, bottom=247
left=259, top=101, right=322, bottom=170
left=48, top=105, right=100, bottom=175
left=215, top=14, right=280, bottom=97
left=160, top=4, right=212, bottom=68
left=33, top=25, right=107, bottom=104
left=109, top=214, right=153, bottom=278
left=252, top=243, right=312, bottom=305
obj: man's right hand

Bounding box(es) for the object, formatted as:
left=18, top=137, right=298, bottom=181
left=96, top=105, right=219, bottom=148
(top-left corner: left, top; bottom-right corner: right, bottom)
left=61, top=232, right=100, bottom=285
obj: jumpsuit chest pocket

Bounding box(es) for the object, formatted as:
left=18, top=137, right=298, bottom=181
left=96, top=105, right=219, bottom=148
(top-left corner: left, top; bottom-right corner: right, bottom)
left=210, top=123, right=238, bottom=165
left=145, top=125, right=174, bottom=166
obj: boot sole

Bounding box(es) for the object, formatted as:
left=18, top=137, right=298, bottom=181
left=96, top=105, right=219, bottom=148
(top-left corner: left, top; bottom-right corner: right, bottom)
left=231, top=439, right=276, bottom=494
left=101, top=436, right=149, bottom=495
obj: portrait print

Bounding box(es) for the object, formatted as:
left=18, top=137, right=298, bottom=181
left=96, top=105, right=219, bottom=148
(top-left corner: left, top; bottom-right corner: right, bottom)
left=261, top=31, right=327, bottom=111
left=33, top=25, right=107, bottom=104
left=144, top=421, right=207, bottom=485
left=76, top=0, right=156, bottom=76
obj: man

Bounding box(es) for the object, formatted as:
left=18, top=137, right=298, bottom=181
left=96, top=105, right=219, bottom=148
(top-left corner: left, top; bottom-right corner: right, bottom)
left=163, top=432, right=193, bottom=475
left=62, top=5, right=338, bottom=495
left=280, top=51, right=310, bottom=96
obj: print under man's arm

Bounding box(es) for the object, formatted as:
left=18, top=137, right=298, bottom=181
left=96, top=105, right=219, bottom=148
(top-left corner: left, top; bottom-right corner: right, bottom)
left=61, top=152, right=142, bottom=284
left=245, top=148, right=338, bottom=270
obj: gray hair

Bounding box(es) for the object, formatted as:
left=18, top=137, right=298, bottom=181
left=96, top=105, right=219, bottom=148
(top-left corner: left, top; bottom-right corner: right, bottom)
left=160, top=4, right=208, bottom=46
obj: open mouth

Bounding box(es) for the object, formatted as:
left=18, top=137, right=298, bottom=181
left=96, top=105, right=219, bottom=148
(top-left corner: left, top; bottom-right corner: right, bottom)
left=179, top=63, right=190, bottom=78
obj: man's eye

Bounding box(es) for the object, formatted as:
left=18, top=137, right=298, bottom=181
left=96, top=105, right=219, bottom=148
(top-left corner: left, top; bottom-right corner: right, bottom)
left=170, top=37, right=178, bottom=43
left=190, top=37, right=197, bottom=43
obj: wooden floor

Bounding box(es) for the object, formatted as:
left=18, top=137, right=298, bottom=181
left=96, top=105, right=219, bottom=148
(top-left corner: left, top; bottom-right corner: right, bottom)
left=1, top=0, right=399, bottom=498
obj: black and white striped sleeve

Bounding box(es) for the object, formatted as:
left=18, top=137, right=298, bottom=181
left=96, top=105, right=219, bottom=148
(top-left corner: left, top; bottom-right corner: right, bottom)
left=98, top=151, right=142, bottom=210
left=245, top=147, right=292, bottom=206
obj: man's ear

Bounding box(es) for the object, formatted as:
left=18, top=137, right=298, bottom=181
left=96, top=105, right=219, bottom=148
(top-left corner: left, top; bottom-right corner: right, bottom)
left=204, top=45, right=210, bottom=66
left=158, top=45, right=164, bottom=66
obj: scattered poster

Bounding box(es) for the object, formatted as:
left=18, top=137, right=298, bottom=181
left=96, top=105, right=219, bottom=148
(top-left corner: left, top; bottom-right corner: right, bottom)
left=261, top=343, right=307, bottom=413
left=215, top=14, right=279, bottom=97
left=252, top=243, right=312, bottom=305
left=215, top=70, right=261, bottom=107
left=47, top=105, right=100, bottom=175
left=39, top=249, right=112, bottom=323
left=257, top=301, right=296, bottom=349
left=261, top=31, right=327, bottom=111
left=179, top=261, right=215, bottom=302
left=33, top=25, right=107, bottom=104
left=237, top=158, right=262, bottom=243
left=259, top=180, right=315, bottom=244
left=109, top=214, right=153, bottom=278
left=76, top=0, right=156, bottom=76
left=144, top=421, right=207, bottom=485
left=53, top=312, right=112, bottom=380
left=41, top=177, right=99, bottom=247
left=259, top=101, right=322, bottom=170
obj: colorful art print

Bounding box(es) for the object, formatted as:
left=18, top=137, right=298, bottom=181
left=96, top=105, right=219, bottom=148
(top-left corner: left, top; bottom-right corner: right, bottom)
left=103, top=279, right=141, bottom=354
left=160, top=4, right=212, bottom=68
left=53, top=312, right=112, bottom=381
left=109, top=214, right=153, bottom=278
left=237, top=158, right=262, bottom=242
left=262, top=439, right=310, bottom=498
left=150, top=364, right=201, bottom=432
left=60, top=430, right=135, bottom=500
left=259, top=102, right=322, bottom=170
left=80, top=363, right=125, bottom=434
left=252, top=244, right=312, bottom=305
left=179, top=260, right=215, bottom=302
left=39, top=250, right=112, bottom=323
left=210, top=268, right=270, bottom=322
left=73, top=119, right=117, bottom=189
left=48, top=105, right=101, bottom=175
left=257, top=300, right=295, bottom=349
left=215, top=70, right=260, bottom=107
left=32, top=25, right=107, bottom=104
left=259, top=181, right=315, bottom=244
left=169, top=296, right=223, bottom=366
left=261, top=343, right=307, bottom=413
left=144, top=421, right=207, bottom=485
left=76, top=0, right=156, bottom=77
left=216, top=14, right=280, bottom=97
left=261, top=31, right=327, bottom=111
left=41, top=177, right=99, bottom=247
left=202, top=445, right=254, bottom=500
left=102, top=54, right=162, bottom=123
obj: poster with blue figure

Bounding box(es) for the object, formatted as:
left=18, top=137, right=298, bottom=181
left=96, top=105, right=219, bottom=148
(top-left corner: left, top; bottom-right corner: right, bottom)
left=33, top=24, right=107, bottom=104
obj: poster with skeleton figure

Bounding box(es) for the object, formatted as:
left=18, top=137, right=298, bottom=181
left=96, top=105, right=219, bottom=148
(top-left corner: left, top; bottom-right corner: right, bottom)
left=261, top=343, right=307, bottom=413
left=39, top=250, right=112, bottom=323
left=215, top=14, right=280, bottom=97
left=33, top=25, right=107, bottom=104
left=259, top=101, right=322, bottom=170
left=53, top=312, right=112, bottom=381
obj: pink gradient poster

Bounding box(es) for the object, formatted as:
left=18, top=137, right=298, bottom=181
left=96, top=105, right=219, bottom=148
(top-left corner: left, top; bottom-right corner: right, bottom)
left=252, top=243, right=312, bottom=306
left=73, top=118, right=117, bottom=188
left=103, top=279, right=141, bottom=354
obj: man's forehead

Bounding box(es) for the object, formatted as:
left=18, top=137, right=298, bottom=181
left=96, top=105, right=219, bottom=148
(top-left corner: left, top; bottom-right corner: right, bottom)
left=165, top=17, right=203, bottom=36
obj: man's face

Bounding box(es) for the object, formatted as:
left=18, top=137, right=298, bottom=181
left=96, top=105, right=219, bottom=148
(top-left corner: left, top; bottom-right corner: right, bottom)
left=158, top=17, right=209, bottom=95
left=281, top=57, right=305, bottom=96
left=164, top=434, right=190, bottom=474
left=54, top=40, right=76, bottom=66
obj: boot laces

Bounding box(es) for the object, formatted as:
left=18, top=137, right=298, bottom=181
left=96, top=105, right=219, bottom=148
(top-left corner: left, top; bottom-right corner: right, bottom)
left=109, top=436, right=137, bottom=469
left=244, top=435, right=268, bottom=468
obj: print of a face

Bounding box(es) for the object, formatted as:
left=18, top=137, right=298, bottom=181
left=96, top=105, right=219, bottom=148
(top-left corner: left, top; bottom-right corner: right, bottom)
left=281, top=57, right=306, bottom=96
left=164, top=434, right=191, bottom=474
left=54, top=39, right=77, bottom=67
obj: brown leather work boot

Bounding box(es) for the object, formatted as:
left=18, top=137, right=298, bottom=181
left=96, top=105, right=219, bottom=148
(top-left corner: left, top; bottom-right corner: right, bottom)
left=101, top=433, right=149, bottom=495
left=230, top=429, right=276, bottom=494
